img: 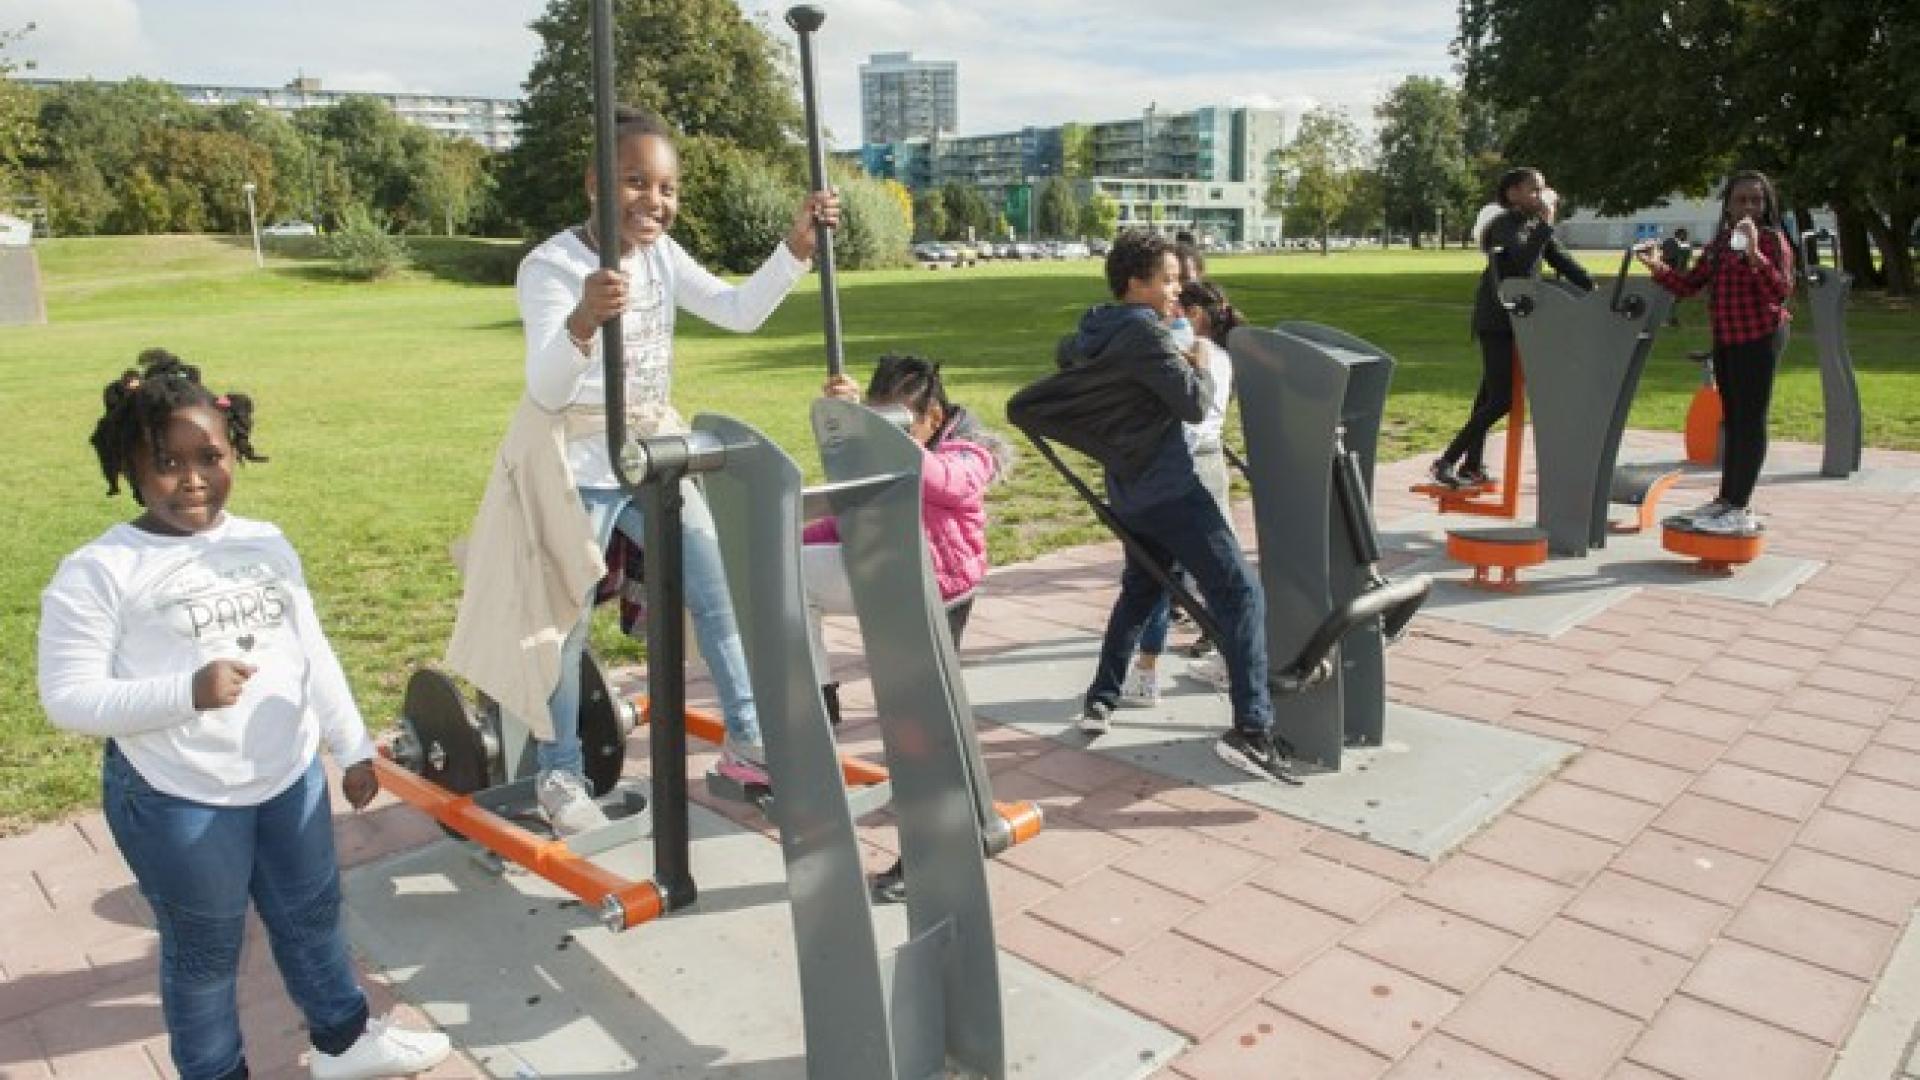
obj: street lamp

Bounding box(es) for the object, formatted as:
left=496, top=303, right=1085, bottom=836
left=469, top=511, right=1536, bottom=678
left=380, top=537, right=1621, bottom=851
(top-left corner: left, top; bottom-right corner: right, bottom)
left=241, top=182, right=263, bottom=268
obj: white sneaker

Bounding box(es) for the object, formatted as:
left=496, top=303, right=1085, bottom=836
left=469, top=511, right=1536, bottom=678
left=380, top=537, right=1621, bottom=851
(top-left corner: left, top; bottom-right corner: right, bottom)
left=1186, top=652, right=1231, bottom=691
left=1670, top=497, right=1729, bottom=525
left=1077, top=701, right=1112, bottom=735
left=1120, top=667, right=1162, bottom=706
left=536, top=769, right=609, bottom=837
left=309, top=1016, right=451, bottom=1079
left=1693, top=505, right=1757, bottom=535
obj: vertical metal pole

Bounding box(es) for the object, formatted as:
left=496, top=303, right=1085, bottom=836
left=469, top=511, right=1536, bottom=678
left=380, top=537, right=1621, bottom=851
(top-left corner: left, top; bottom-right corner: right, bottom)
left=785, top=5, right=843, bottom=377
left=644, top=477, right=696, bottom=909
left=591, top=0, right=694, bottom=910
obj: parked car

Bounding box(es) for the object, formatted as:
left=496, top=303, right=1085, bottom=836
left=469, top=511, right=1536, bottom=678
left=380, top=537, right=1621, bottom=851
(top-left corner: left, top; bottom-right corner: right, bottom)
left=1055, top=240, right=1091, bottom=259
left=1088, top=237, right=1111, bottom=256
left=262, top=220, right=318, bottom=237
left=913, top=242, right=956, bottom=265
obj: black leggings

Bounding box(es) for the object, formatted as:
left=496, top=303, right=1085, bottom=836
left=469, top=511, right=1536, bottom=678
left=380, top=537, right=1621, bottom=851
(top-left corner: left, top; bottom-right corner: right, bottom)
left=1442, top=333, right=1517, bottom=469
left=1713, top=330, right=1784, bottom=508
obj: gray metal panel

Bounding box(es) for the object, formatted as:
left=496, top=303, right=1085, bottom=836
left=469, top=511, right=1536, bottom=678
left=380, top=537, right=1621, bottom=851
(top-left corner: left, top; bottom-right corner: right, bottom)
left=1229, top=325, right=1350, bottom=771
left=1279, top=322, right=1397, bottom=749
left=813, top=398, right=1006, bottom=1079
left=1500, top=276, right=1671, bottom=556
left=1805, top=269, right=1863, bottom=478
left=695, top=413, right=898, bottom=1080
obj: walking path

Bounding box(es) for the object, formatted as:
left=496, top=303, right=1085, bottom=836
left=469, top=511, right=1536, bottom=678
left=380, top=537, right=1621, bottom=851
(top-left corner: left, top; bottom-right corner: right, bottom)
left=5, top=431, right=1920, bottom=1079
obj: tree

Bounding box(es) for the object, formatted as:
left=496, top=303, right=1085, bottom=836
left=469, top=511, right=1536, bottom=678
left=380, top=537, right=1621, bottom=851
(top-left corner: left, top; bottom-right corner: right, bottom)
left=939, top=181, right=992, bottom=241
left=672, top=135, right=794, bottom=271
left=1457, top=0, right=1919, bottom=293
left=912, top=189, right=946, bottom=240
left=1271, top=105, right=1364, bottom=253
left=1080, top=190, right=1118, bottom=239
left=208, top=101, right=318, bottom=224
left=1060, top=123, right=1094, bottom=179
left=302, top=97, right=429, bottom=230
left=414, top=137, right=494, bottom=236
left=1035, top=175, right=1078, bottom=238
left=500, top=0, right=803, bottom=236
left=1375, top=76, right=1470, bottom=248
left=0, top=24, right=39, bottom=193
left=833, top=171, right=911, bottom=270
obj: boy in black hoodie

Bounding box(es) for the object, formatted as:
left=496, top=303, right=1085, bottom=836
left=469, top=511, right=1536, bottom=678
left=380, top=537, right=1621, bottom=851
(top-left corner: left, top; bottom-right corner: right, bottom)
left=1052, top=229, right=1289, bottom=782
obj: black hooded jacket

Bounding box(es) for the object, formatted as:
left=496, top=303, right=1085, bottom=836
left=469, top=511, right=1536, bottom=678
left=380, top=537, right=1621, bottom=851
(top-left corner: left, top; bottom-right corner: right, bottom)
left=1006, top=303, right=1210, bottom=483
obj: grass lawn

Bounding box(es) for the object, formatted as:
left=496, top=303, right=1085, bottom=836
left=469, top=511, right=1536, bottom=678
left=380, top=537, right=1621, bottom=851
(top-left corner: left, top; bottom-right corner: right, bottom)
left=2, top=234, right=1914, bottom=828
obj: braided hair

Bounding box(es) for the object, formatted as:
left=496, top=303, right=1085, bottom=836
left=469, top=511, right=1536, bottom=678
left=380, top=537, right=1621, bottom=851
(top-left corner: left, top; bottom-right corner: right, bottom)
left=1178, top=280, right=1243, bottom=347
left=866, top=353, right=951, bottom=421
left=89, top=348, right=266, bottom=503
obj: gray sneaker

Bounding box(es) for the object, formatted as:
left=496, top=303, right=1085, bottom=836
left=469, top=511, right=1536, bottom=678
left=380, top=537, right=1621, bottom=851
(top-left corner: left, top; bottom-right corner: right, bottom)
left=1120, top=667, right=1162, bottom=706
left=1669, top=497, right=1729, bottom=526
left=536, top=769, right=609, bottom=837
left=1693, top=505, right=1757, bottom=535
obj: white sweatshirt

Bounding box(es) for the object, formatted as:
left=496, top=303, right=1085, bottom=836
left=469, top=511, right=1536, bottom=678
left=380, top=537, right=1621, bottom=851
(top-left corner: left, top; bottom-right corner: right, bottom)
left=516, top=229, right=809, bottom=488
left=38, top=515, right=375, bottom=806
left=1188, top=337, right=1235, bottom=452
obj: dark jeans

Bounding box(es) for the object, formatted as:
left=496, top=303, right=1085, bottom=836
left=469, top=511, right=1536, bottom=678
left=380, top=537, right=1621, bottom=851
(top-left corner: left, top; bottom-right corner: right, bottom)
left=1442, top=333, right=1518, bottom=470
left=102, top=745, right=368, bottom=1080
left=1713, top=329, right=1785, bottom=507
left=1088, top=481, right=1271, bottom=732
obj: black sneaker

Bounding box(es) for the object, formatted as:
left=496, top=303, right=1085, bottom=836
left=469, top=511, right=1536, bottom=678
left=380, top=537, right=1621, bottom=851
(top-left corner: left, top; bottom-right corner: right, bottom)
left=1215, top=727, right=1303, bottom=785
left=1458, top=464, right=1494, bottom=487
left=821, top=682, right=843, bottom=727
left=1429, top=459, right=1465, bottom=490
left=869, top=857, right=907, bottom=905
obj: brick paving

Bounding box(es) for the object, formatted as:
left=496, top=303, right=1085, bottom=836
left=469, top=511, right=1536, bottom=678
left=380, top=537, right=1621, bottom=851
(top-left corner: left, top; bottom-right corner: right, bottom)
left=6, top=431, right=1920, bottom=1078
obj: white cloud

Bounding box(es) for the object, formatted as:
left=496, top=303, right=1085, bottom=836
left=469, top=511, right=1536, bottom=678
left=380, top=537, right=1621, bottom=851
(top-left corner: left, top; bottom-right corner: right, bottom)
left=5, top=0, right=1459, bottom=143
left=0, top=0, right=157, bottom=76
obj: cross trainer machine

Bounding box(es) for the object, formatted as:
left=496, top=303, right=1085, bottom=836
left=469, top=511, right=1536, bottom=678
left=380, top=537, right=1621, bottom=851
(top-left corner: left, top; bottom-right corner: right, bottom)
left=1800, top=230, right=1863, bottom=480
left=1445, top=247, right=1675, bottom=582
left=372, top=5, right=1034, bottom=1076
left=1010, top=322, right=1429, bottom=777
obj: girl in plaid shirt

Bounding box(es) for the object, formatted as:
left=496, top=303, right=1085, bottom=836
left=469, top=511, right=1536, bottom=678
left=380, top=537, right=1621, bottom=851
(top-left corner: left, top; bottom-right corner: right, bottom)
left=1636, top=170, right=1795, bottom=535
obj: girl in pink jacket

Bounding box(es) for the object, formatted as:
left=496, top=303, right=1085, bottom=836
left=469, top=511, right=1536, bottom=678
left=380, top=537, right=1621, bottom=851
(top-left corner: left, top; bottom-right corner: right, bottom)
left=801, top=354, right=1010, bottom=718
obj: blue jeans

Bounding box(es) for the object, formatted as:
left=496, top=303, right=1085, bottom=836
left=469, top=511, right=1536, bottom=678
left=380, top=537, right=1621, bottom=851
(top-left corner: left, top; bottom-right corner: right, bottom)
left=101, top=744, right=368, bottom=1080
left=540, top=482, right=761, bottom=775
left=1089, top=481, right=1271, bottom=732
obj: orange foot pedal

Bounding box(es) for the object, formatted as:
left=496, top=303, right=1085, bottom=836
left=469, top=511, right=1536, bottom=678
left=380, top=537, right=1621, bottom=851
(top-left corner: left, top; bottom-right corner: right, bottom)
left=1447, top=526, right=1550, bottom=590
left=1662, top=523, right=1765, bottom=573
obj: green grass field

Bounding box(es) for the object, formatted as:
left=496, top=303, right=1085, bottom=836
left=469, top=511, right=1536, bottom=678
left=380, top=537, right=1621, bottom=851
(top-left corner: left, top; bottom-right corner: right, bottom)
left=2, top=235, right=1914, bottom=828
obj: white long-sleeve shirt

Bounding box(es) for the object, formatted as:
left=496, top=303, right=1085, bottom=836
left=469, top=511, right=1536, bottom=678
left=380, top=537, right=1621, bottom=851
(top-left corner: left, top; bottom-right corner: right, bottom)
left=1188, top=338, right=1235, bottom=452
left=38, top=516, right=375, bottom=806
left=516, top=229, right=808, bottom=488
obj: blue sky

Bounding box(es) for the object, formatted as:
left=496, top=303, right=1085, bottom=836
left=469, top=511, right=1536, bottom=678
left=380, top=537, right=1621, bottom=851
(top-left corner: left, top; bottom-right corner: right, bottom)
left=2, top=0, right=1462, bottom=143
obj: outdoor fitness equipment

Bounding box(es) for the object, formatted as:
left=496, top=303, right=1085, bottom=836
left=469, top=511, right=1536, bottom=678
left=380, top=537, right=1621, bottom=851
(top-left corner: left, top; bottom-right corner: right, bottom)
left=1230, top=323, right=1432, bottom=773
left=374, top=6, right=1031, bottom=1077
left=1445, top=247, right=1673, bottom=582
left=1801, top=231, right=1863, bottom=479
left=1010, top=323, right=1430, bottom=777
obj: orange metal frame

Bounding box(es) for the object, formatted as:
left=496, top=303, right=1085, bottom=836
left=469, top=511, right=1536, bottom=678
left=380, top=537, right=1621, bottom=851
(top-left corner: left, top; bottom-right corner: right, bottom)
left=630, top=695, right=1045, bottom=844
left=370, top=754, right=665, bottom=930
left=1445, top=531, right=1549, bottom=590
left=1610, top=471, right=1684, bottom=535
left=371, top=695, right=1046, bottom=928
left=1413, top=348, right=1526, bottom=519
left=1685, top=382, right=1722, bottom=465
left=1662, top=526, right=1764, bottom=574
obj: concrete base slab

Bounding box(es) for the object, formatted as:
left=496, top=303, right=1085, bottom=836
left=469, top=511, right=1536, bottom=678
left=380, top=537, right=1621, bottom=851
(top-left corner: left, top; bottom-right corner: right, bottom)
left=964, top=638, right=1575, bottom=860
left=1381, top=511, right=1823, bottom=637
left=341, top=801, right=1183, bottom=1079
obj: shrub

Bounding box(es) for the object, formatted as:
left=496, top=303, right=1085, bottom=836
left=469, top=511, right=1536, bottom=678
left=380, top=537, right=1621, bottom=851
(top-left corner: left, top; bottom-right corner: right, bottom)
left=834, top=173, right=912, bottom=270
left=324, top=204, right=411, bottom=280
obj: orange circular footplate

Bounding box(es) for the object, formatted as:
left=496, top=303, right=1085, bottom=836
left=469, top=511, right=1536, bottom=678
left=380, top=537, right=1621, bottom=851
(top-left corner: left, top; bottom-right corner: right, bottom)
left=1662, top=523, right=1765, bottom=572
left=1446, top=526, right=1550, bottom=589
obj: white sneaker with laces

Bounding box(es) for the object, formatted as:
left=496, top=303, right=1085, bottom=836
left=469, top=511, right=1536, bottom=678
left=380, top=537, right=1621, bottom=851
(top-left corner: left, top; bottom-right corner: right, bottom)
left=1673, top=497, right=1729, bottom=524
left=1078, top=701, right=1112, bottom=735
left=1120, top=667, right=1162, bottom=706
left=536, top=769, right=610, bottom=837
left=1693, top=505, right=1754, bottom=535
left=309, top=1016, right=451, bottom=1079
left=1186, top=652, right=1230, bottom=691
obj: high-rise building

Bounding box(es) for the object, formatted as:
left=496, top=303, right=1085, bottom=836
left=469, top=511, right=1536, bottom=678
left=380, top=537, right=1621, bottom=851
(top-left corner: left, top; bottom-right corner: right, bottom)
left=859, top=52, right=957, bottom=145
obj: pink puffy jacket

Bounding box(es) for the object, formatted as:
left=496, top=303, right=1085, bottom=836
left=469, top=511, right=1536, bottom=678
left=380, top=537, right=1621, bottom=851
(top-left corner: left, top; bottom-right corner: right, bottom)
left=803, top=435, right=1000, bottom=602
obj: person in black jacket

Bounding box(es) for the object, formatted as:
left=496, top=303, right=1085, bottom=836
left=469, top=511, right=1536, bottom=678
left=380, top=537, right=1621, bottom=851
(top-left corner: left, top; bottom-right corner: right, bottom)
left=1432, top=167, right=1594, bottom=489
left=1043, top=229, right=1289, bottom=782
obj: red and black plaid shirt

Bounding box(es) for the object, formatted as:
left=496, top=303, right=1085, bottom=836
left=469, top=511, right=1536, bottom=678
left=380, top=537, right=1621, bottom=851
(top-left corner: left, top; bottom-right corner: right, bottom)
left=1653, top=227, right=1794, bottom=346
